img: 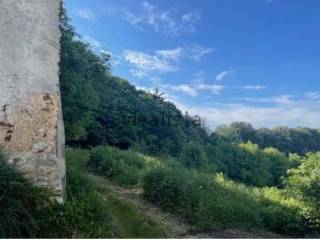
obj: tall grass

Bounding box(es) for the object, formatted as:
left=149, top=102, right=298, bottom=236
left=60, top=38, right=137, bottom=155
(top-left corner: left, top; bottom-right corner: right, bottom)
left=0, top=157, right=48, bottom=238
left=0, top=149, right=114, bottom=238
left=143, top=165, right=310, bottom=236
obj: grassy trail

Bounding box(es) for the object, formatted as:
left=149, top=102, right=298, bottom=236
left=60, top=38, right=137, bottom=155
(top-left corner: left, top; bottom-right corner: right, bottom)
left=88, top=174, right=282, bottom=238
left=88, top=174, right=191, bottom=238
left=68, top=148, right=190, bottom=238
left=67, top=149, right=283, bottom=238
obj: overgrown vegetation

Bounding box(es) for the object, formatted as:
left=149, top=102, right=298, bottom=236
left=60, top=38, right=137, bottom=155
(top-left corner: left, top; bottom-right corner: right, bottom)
left=143, top=167, right=306, bottom=235
left=0, top=149, right=177, bottom=238
left=0, top=149, right=114, bottom=238
left=86, top=146, right=319, bottom=237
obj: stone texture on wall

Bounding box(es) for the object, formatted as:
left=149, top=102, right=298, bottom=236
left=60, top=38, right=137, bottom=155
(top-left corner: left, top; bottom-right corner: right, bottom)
left=0, top=0, right=65, bottom=202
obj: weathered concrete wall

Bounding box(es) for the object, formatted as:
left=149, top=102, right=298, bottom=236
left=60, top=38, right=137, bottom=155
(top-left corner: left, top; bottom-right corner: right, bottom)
left=0, top=0, right=65, bottom=202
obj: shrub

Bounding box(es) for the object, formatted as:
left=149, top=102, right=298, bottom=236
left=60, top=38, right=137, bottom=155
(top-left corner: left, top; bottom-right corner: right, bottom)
left=284, top=152, right=320, bottom=235
left=88, top=146, right=160, bottom=186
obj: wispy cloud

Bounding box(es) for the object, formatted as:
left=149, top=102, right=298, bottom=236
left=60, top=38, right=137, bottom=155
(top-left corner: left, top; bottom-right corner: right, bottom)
left=164, top=83, right=224, bottom=97
left=170, top=84, right=199, bottom=97
left=244, top=85, right=266, bottom=90
left=196, top=84, right=224, bottom=94
left=216, top=69, right=233, bottom=81
left=188, top=45, right=215, bottom=61
left=123, top=1, right=202, bottom=37
left=123, top=50, right=177, bottom=77
left=245, top=95, right=294, bottom=104
left=155, top=47, right=183, bottom=61
left=74, top=9, right=97, bottom=22
left=123, top=45, right=214, bottom=77
left=273, top=95, right=294, bottom=104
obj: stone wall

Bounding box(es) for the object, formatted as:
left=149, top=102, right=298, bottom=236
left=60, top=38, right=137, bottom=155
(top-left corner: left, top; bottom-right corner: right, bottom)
left=0, top=0, right=65, bottom=202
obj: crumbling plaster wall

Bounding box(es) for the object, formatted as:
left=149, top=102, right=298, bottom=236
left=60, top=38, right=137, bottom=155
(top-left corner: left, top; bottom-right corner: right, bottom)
left=0, top=0, right=65, bottom=202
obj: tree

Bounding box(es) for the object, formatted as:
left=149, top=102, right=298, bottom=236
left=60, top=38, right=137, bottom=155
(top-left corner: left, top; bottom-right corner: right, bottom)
left=180, top=141, right=208, bottom=169
left=216, top=122, right=257, bottom=143
left=284, top=152, right=320, bottom=229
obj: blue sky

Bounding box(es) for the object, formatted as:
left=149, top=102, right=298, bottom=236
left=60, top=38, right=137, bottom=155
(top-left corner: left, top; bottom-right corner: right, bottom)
left=65, top=0, right=320, bottom=129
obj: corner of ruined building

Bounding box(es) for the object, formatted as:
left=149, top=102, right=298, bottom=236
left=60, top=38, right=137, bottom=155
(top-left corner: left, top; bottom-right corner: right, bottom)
left=0, top=0, right=65, bottom=202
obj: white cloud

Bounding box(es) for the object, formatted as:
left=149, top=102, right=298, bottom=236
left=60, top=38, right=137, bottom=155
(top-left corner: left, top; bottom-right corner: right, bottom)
left=123, top=1, right=202, bottom=37
left=169, top=96, right=320, bottom=129
left=216, top=69, right=233, bottom=81
left=273, top=95, right=294, bottom=104
left=82, top=36, right=101, bottom=48
left=187, top=45, right=215, bottom=61
left=123, top=45, right=214, bottom=77
left=170, top=84, right=199, bottom=97
left=244, top=85, right=266, bottom=90
left=74, top=9, right=97, bottom=21
left=155, top=47, right=182, bottom=61
left=164, top=83, right=224, bottom=97
left=123, top=50, right=177, bottom=77
left=244, top=95, right=294, bottom=105
left=196, top=84, right=224, bottom=94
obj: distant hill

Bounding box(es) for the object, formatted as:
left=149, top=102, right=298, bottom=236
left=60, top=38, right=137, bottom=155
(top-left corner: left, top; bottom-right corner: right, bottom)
left=216, top=122, right=320, bottom=155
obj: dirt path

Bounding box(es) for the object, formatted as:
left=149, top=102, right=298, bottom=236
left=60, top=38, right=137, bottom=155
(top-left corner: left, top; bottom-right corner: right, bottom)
left=88, top=174, right=192, bottom=238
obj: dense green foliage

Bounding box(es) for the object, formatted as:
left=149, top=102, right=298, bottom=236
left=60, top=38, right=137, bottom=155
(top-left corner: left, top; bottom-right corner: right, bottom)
left=216, top=122, right=320, bottom=155
left=205, top=140, right=298, bottom=187
left=60, top=8, right=206, bottom=155
left=285, top=152, right=320, bottom=231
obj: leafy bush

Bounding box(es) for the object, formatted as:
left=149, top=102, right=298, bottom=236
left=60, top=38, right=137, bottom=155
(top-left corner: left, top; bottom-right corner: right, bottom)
left=88, top=145, right=160, bottom=186
left=257, top=187, right=305, bottom=235
left=284, top=152, right=320, bottom=235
